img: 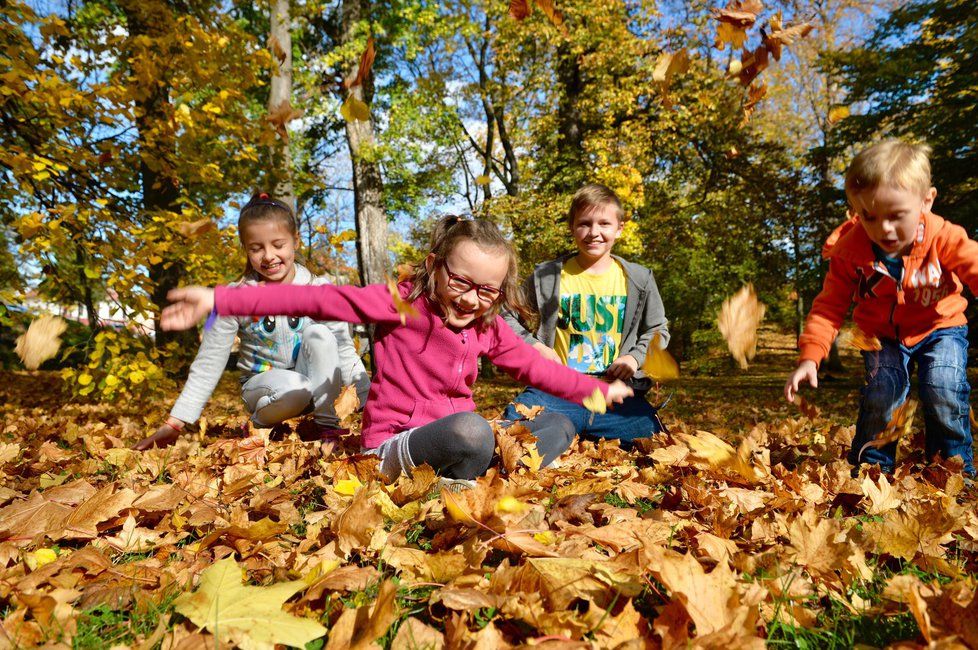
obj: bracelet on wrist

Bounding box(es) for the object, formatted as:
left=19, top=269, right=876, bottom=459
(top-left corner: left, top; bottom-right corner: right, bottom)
left=165, top=417, right=185, bottom=431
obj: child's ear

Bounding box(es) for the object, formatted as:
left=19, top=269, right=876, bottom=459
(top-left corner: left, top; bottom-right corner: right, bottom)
left=923, top=186, right=937, bottom=213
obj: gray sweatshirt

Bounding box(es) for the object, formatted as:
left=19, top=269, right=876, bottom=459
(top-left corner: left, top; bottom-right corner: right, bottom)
left=169, top=264, right=369, bottom=423
left=502, top=252, right=670, bottom=384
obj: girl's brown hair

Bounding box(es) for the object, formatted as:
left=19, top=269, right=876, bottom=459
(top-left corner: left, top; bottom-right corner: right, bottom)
left=238, top=191, right=299, bottom=275
left=406, top=215, right=532, bottom=327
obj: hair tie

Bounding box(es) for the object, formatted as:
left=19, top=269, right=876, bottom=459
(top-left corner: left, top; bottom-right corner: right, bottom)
left=259, top=192, right=269, bottom=199
left=446, top=215, right=468, bottom=227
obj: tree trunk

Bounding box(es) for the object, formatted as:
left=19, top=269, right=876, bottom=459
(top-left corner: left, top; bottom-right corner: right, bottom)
left=341, top=0, right=388, bottom=286
left=552, top=41, right=586, bottom=193
left=268, top=0, right=296, bottom=210
left=121, top=0, right=196, bottom=371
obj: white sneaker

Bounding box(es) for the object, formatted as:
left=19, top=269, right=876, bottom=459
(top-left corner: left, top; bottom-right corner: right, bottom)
left=438, top=477, right=476, bottom=493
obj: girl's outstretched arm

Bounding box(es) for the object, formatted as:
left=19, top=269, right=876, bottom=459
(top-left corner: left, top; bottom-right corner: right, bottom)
left=214, top=283, right=405, bottom=325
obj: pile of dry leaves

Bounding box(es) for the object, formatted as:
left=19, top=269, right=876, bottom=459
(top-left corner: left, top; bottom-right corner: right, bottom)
left=1, top=370, right=976, bottom=649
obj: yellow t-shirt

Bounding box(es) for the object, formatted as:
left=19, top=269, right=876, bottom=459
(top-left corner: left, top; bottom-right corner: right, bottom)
left=553, top=258, right=627, bottom=374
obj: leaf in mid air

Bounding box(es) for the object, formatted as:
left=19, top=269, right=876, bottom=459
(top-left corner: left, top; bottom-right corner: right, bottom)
left=173, top=556, right=325, bottom=650
left=847, top=328, right=882, bottom=352
left=582, top=387, right=607, bottom=414
left=642, top=333, right=679, bottom=380
left=175, top=217, right=217, bottom=238
left=15, top=315, right=67, bottom=370
left=333, top=384, right=360, bottom=425
left=509, top=0, right=530, bottom=20
left=343, top=36, right=376, bottom=90
left=387, top=277, right=420, bottom=325
left=717, top=283, right=765, bottom=369
left=857, top=399, right=918, bottom=460
left=340, top=95, right=370, bottom=122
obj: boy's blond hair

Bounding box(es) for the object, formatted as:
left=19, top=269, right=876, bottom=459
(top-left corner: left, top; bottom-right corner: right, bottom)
left=567, top=183, right=626, bottom=225
left=845, top=139, right=933, bottom=198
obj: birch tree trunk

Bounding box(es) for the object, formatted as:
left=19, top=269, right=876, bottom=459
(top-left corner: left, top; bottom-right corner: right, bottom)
left=268, top=0, right=295, bottom=210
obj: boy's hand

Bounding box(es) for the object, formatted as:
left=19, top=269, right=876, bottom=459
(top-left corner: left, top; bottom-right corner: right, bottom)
left=606, top=354, right=638, bottom=380
left=533, top=342, right=562, bottom=364
left=785, top=360, right=818, bottom=402
left=605, top=379, right=634, bottom=407
left=161, top=286, right=215, bottom=331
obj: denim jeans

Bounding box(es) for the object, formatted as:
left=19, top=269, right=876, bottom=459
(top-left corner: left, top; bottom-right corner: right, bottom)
left=848, top=326, right=973, bottom=476
left=502, top=385, right=664, bottom=445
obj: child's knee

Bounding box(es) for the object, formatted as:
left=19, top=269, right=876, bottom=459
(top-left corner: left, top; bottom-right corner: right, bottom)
left=861, top=366, right=908, bottom=411
left=538, top=412, right=576, bottom=444
left=252, top=378, right=313, bottom=425
left=302, top=323, right=339, bottom=350
left=451, top=412, right=495, bottom=457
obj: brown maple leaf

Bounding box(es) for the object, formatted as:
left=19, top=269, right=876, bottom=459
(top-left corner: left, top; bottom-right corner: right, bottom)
left=174, top=217, right=217, bottom=238
left=717, top=284, right=765, bottom=368
left=333, top=384, right=360, bottom=426
left=343, top=36, right=376, bottom=90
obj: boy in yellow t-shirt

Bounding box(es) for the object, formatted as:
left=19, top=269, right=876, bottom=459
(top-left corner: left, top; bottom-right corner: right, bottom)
left=503, top=183, right=670, bottom=444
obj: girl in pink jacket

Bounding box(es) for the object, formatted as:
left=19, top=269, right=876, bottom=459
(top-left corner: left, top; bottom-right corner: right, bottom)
left=159, top=216, right=632, bottom=487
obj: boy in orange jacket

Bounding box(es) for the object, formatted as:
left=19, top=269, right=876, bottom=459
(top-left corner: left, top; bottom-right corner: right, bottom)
left=785, top=139, right=978, bottom=476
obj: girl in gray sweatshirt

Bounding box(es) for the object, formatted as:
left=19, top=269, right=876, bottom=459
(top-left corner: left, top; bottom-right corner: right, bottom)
left=133, top=193, right=369, bottom=450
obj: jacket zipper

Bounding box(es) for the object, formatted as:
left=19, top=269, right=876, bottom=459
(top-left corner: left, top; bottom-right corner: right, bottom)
left=453, top=329, right=469, bottom=393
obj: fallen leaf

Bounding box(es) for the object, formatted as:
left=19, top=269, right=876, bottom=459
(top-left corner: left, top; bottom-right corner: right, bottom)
left=173, top=556, right=325, bottom=650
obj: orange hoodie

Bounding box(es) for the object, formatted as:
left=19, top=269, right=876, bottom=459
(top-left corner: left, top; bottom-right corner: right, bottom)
left=799, top=211, right=978, bottom=366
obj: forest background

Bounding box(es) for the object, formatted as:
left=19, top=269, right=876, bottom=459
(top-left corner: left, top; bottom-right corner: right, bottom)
left=1, top=0, right=976, bottom=396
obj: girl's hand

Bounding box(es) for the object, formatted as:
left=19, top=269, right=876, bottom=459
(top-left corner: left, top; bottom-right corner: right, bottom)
left=605, top=354, right=638, bottom=380
left=132, top=421, right=182, bottom=450
left=533, top=342, right=562, bottom=364
left=160, top=286, right=216, bottom=331
left=605, top=379, right=634, bottom=407
left=784, top=360, right=818, bottom=402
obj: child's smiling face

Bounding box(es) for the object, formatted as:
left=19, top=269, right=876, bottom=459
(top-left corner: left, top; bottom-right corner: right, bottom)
left=429, top=239, right=508, bottom=328
left=571, top=203, right=623, bottom=264
left=241, top=219, right=298, bottom=283
left=849, top=184, right=936, bottom=256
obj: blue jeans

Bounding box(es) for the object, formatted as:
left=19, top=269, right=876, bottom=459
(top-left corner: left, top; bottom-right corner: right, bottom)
left=848, top=326, right=973, bottom=476
left=502, top=385, right=664, bottom=445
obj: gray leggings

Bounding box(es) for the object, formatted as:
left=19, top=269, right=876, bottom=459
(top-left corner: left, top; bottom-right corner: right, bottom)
left=376, top=410, right=576, bottom=480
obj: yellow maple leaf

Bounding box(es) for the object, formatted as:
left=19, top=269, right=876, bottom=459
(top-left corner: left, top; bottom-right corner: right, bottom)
left=387, top=277, right=420, bottom=325
left=15, top=315, right=67, bottom=370
left=520, top=445, right=544, bottom=472
left=340, top=94, right=370, bottom=122
left=582, top=387, right=607, bottom=414
left=847, top=327, right=882, bottom=352
left=642, top=333, right=679, bottom=380
left=173, top=556, right=325, bottom=650
left=857, top=399, right=918, bottom=461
